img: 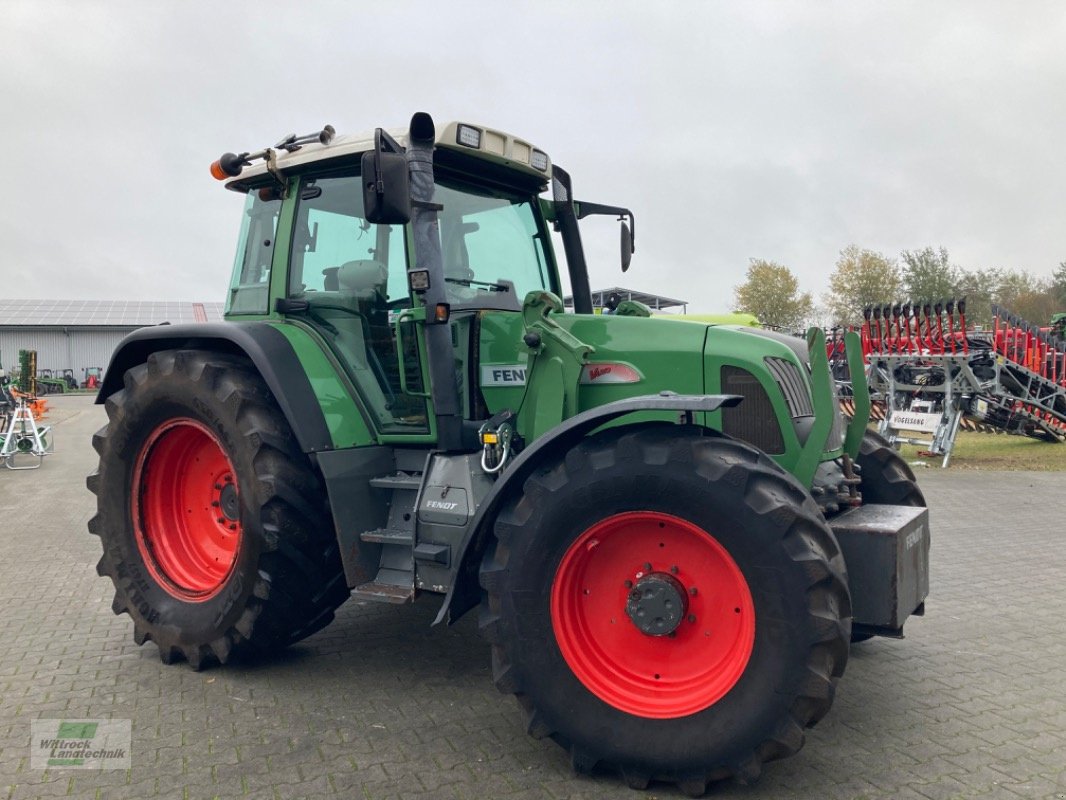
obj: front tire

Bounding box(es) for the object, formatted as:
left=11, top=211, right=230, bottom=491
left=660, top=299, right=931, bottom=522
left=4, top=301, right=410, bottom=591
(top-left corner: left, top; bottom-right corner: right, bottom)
left=479, top=427, right=851, bottom=795
left=87, top=350, right=348, bottom=669
left=856, top=429, right=925, bottom=507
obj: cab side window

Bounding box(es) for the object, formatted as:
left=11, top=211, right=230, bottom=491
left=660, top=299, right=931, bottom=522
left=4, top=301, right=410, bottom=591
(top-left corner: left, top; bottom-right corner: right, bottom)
left=289, top=173, right=426, bottom=432
left=226, top=190, right=280, bottom=315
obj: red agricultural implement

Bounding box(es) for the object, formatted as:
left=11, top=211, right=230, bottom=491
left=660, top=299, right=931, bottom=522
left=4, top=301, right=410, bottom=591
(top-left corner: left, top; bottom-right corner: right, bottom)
left=829, top=300, right=1066, bottom=466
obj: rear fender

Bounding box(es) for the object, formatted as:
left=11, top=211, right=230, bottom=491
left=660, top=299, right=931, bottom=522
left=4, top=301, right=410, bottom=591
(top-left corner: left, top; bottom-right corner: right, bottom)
left=96, top=322, right=333, bottom=453
left=434, top=392, right=741, bottom=625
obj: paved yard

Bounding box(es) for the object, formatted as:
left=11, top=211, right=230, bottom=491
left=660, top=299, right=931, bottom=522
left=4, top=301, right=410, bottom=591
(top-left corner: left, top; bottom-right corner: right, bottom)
left=2, top=395, right=1065, bottom=799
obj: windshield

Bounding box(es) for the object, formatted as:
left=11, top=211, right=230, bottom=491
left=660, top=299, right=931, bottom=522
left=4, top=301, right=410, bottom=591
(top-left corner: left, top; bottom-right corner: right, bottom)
left=435, top=178, right=556, bottom=306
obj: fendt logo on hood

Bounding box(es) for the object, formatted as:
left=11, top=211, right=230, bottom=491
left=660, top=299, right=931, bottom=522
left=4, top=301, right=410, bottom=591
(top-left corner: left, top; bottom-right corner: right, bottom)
left=481, top=365, right=527, bottom=387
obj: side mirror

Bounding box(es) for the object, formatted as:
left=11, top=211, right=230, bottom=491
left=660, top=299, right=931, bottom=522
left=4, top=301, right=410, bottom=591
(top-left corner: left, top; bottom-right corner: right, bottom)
left=574, top=200, right=636, bottom=274
left=620, top=222, right=634, bottom=273
left=362, top=128, right=410, bottom=225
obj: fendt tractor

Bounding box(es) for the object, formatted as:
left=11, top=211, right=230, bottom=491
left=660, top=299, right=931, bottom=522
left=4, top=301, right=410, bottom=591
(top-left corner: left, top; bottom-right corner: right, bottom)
left=88, top=113, right=929, bottom=794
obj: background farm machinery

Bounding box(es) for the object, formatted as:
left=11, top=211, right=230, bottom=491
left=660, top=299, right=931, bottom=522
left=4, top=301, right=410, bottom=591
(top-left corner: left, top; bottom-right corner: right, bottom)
left=829, top=301, right=1066, bottom=466
left=0, top=349, right=54, bottom=469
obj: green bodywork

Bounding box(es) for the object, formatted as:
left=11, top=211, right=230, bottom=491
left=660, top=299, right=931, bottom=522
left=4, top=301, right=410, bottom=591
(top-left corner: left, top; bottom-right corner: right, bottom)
left=479, top=300, right=861, bottom=487
left=842, top=330, right=871, bottom=456
left=269, top=321, right=376, bottom=448
left=219, top=145, right=869, bottom=490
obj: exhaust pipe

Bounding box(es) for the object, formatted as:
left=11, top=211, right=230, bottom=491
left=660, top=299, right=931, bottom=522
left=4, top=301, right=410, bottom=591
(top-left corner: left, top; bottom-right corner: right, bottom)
left=407, top=112, right=463, bottom=450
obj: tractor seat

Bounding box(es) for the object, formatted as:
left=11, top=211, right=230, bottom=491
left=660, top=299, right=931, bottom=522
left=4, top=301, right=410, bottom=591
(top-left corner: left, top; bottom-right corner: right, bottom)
left=337, top=260, right=387, bottom=301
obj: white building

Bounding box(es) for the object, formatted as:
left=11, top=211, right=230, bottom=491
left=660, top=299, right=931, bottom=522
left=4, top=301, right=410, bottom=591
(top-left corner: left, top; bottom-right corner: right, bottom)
left=0, top=299, right=223, bottom=380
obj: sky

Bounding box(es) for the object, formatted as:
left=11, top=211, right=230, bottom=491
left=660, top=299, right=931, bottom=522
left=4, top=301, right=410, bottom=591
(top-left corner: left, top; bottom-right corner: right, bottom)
left=3, top=1, right=1065, bottom=314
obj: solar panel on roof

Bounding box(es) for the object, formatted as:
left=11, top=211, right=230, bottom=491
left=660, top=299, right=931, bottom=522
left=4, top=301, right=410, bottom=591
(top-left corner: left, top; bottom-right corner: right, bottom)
left=0, top=299, right=225, bottom=326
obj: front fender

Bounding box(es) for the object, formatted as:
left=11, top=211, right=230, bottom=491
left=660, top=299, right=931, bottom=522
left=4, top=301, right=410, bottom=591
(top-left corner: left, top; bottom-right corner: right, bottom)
left=96, top=322, right=334, bottom=453
left=434, top=392, right=741, bottom=625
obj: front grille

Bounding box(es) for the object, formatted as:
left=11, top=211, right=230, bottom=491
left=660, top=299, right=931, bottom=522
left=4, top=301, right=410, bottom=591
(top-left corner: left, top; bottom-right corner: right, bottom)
left=765, top=357, right=814, bottom=418
left=720, top=366, right=785, bottom=454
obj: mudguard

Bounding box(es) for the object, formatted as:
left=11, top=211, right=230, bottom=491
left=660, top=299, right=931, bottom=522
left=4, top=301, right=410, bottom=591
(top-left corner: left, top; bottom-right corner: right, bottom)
left=95, top=322, right=333, bottom=453
left=434, top=392, right=742, bottom=625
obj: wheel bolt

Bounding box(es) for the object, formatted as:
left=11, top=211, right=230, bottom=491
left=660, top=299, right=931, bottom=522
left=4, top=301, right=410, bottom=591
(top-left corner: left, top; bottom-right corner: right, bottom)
left=229, top=523, right=237, bottom=530
left=689, top=587, right=698, bottom=596
left=688, top=614, right=697, bottom=623
left=217, top=517, right=224, bottom=524
left=670, top=565, right=679, bottom=574
left=624, top=580, right=633, bottom=589
left=214, top=484, right=222, bottom=490
left=211, top=501, right=220, bottom=508
left=643, top=562, right=652, bottom=571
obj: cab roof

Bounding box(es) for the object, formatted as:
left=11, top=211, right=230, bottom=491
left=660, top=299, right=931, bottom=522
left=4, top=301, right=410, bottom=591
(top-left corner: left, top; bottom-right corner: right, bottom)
left=223, top=120, right=552, bottom=193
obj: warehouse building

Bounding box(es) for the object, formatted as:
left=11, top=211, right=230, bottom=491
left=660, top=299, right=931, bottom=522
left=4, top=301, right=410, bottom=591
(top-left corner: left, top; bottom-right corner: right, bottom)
left=0, top=299, right=223, bottom=380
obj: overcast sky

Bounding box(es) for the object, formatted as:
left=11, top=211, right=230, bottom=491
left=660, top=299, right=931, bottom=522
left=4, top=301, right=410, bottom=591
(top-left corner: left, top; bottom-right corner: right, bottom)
left=3, top=1, right=1065, bottom=313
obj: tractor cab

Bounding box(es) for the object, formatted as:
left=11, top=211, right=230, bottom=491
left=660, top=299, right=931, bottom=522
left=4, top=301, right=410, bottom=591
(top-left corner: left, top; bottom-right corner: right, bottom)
left=216, top=118, right=632, bottom=450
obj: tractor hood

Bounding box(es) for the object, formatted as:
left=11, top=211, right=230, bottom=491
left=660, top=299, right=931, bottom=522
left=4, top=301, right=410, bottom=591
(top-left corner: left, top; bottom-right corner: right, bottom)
left=477, top=312, right=710, bottom=419
left=478, top=309, right=844, bottom=481
left=478, top=311, right=815, bottom=414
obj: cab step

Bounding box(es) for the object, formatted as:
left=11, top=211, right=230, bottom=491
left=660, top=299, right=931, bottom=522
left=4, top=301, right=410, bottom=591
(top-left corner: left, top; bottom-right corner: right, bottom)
left=369, top=473, right=421, bottom=491
left=353, top=470, right=422, bottom=605
left=360, top=528, right=414, bottom=546
left=350, top=572, right=415, bottom=604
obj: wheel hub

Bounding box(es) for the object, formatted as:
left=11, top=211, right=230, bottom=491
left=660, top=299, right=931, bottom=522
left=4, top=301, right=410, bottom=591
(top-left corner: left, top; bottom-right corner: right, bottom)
left=551, top=511, right=756, bottom=718
left=131, top=418, right=243, bottom=601
left=218, top=481, right=239, bottom=521
left=625, top=573, right=688, bottom=636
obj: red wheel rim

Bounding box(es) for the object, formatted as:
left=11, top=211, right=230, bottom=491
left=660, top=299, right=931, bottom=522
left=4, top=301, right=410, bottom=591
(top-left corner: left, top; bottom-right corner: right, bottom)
left=551, top=511, right=755, bottom=718
left=132, top=418, right=242, bottom=600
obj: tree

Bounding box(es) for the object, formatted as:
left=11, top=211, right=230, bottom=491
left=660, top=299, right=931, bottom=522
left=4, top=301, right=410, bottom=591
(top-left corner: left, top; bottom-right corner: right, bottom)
left=994, top=269, right=1040, bottom=310
left=1010, top=289, right=1059, bottom=324
left=954, top=267, right=1055, bottom=327
left=1051, top=261, right=1066, bottom=308
left=954, top=266, right=1001, bottom=329
left=732, top=259, right=813, bottom=330
left=995, top=270, right=1056, bottom=323
left=900, top=246, right=960, bottom=303
left=824, top=245, right=901, bottom=327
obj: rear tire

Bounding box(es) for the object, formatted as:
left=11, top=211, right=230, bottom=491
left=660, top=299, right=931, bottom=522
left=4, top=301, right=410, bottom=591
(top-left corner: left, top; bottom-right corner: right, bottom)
left=87, top=349, right=348, bottom=669
left=479, top=427, right=851, bottom=795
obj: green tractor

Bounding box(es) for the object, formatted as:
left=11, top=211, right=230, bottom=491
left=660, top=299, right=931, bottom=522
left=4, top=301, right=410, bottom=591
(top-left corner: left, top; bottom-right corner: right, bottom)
left=1051, top=311, right=1066, bottom=339
left=37, top=369, right=68, bottom=395
left=88, top=113, right=928, bottom=794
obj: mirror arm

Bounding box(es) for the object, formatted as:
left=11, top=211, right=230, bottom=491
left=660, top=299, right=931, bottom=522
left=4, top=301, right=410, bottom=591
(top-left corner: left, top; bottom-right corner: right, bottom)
left=264, top=149, right=288, bottom=199
left=376, top=128, right=405, bottom=154
left=370, top=128, right=405, bottom=196
left=575, top=201, right=635, bottom=251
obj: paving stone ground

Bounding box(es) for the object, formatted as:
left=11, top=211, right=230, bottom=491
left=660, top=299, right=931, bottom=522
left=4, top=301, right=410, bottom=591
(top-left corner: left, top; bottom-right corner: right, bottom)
left=1, top=394, right=1065, bottom=799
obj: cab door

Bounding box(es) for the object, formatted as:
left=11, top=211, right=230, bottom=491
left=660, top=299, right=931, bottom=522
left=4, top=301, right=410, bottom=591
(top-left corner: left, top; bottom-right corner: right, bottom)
left=285, top=169, right=431, bottom=438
